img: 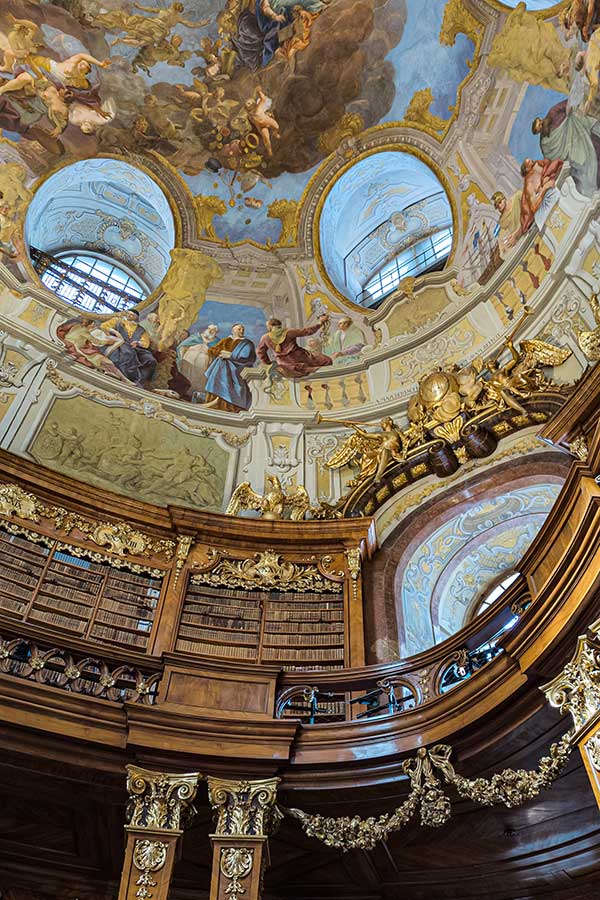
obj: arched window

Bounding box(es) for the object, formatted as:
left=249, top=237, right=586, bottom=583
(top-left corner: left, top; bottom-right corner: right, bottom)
left=30, top=250, right=147, bottom=314
left=470, top=571, right=521, bottom=619
left=358, top=225, right=453, bottom=306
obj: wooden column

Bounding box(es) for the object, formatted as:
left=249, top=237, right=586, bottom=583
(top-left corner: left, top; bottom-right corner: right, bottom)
left=206, top=777, right=280, bottom=900
left=118, top=765, right=201, bottom=900
left=543, top=622, right=600, bottom=809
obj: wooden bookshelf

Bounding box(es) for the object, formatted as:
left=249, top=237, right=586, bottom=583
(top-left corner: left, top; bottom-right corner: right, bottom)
left=175, top=583, right=262, bottom=660
left=176, top=582, right=345, bottom=669
left=0, top=528, right=163, bottom=651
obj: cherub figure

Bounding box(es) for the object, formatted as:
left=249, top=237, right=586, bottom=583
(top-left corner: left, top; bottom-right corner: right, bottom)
left=94, top=2, right=207, bottom=48
left=245, top=87, right=279, bottom=157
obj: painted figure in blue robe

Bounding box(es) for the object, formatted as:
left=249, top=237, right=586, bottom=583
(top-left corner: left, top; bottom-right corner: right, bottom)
left=176, top=323, right=220, bottom=398
left=232, top=0, right=325, bottom=70
left=203, top=323, right=257, bottom=412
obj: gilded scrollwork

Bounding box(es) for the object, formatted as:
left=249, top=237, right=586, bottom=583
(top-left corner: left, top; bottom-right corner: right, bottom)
left=0, top=484, right=40, bottom=521
left=345, top=548, right=361, bottom=581
left=285, top=733, right=573, bottom=850
left=207, top=777, right=281, bottom=838
left=173, top=534, right=194, bottom=587
left=568, top=434, right=589, bottom=462
left=542, top=626, right=600, bottom=735
left=0, top=481, right=175, bottom=563
left=192, top=550, right=343, bottom=594
left=126, top=766, right=201, bottom=832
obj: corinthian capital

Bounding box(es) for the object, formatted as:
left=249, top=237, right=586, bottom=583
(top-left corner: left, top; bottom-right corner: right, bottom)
left=207, top=776, right=281, bottom=837
left=542, top=626, right=600, bottom=735
left=126, top=765, right=201, bottom=832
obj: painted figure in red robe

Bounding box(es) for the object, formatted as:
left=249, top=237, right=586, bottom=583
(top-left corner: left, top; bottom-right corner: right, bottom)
left=257, top=314, right=332, bottom=378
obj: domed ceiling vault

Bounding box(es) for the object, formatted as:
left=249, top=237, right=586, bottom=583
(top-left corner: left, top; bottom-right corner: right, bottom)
left=0, top=0, right=597, bottom=520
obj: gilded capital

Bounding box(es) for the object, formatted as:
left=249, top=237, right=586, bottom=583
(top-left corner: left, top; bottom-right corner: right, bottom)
left=126, top=765, right=201, bottom=832
left=542, top=625, right=600, bottom=735
left=207, top=776, right=281, bottom=837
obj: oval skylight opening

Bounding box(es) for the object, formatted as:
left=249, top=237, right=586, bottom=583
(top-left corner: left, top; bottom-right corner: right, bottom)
left=319, top=151, right=453, bottom=307
left=25, top=158, right=175, bottom=313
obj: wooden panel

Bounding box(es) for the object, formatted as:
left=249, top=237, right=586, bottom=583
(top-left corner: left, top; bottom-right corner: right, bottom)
left=158, top=655, right=278, bottom=719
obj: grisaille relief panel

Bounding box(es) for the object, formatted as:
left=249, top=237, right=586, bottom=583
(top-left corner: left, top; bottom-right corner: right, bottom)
left=29, top=397, right=230, bottom=510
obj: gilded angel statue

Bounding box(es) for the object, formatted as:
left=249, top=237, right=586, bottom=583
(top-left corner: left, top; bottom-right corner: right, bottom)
left=577, top=293, right=600, bottom=361
left=226, top=475, right=312, bottom=521
left=481, top=307, right=571, bottom=414
left=319, top=415, right=423, bottom=486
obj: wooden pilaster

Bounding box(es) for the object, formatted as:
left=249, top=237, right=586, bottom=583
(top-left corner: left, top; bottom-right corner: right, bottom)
left=207, top=776, right=280, bottom=900
left=117, top=765, right=201, bottom=900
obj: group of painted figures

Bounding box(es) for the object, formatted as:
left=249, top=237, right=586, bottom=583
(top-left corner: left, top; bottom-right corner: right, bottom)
left=58, top=309, right=368, bottom=411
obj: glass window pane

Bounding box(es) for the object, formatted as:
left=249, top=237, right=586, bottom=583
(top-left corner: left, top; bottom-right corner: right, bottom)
left=33, top=250, right=146, bottom=313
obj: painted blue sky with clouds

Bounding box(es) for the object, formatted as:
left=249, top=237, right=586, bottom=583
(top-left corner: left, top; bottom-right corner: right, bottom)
left=383, top=0, right=473, bottom=124
left=184, top=0, right=474, bottom=246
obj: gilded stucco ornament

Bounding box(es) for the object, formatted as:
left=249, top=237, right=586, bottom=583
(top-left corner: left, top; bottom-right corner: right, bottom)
left=173, top=534, right=194, bottom=587
left=542, top=624, right=600, bottom=736
left=192, top=550, right=343, bottom=593
left=568, top=434, right=589, bottom=462
left=207, top=777, right=282, bottom=837
left=219, top=848, right=254, bottom=900
left=577, top=293, right=600, bottom=361
left=226, top=475, right=313, bottom=521
left=286, top=734, right=573, bottom=851
left=126, top=766, right=201, bottom=832
left=320, top=308, right=570, bottom=512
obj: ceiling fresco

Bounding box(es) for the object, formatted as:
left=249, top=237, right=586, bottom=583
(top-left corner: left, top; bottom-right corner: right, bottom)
left=0, top=0, right=474, bottom=246
left=0, top=0, right=598, bottom=522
